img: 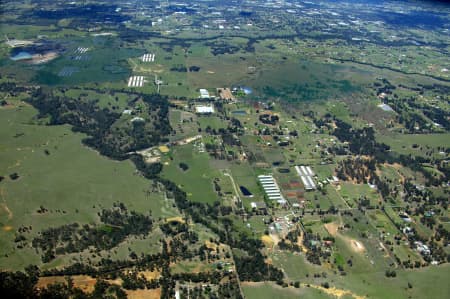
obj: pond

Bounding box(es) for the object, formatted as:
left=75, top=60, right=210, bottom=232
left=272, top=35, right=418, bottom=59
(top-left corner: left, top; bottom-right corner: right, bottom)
left=239, top=186, right=253, bottom=197
left=242, top=86, right=253, bottom=95
left=231, top=110, right=247, bottom=115
left=10, top=51, right=32, bottom=61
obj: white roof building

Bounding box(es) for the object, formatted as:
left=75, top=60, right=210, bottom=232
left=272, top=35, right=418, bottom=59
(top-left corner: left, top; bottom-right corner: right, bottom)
left=131, top=116, right=145, bottom=123
left=199, top=89, right=210, bottom=99
left=195, top=105, right=215, bottom=113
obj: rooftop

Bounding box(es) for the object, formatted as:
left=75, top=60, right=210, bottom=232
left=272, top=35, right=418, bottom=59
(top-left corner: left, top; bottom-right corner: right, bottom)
left=195, top=105, right=215, bottom=113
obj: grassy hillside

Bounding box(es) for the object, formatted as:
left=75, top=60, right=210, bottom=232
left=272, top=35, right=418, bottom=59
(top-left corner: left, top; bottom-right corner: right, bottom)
left=0, top=100, right=177, bottom=270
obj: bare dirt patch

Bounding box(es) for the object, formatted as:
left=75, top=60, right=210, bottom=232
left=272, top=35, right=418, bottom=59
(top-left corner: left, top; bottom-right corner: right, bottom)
left=241, top=282, right=366, bottom=299
left=261, top=235, right=275, bottom=248
left=166, top=216, right=185, bottom=223
left=205, top=240, right=219, bottom=251
left=1, top=203, right=13, bottom=219
left=141, top=271, right=160, bottom=280
left=37, top=275, right=104, bottom=293
left=308, top=284, right=366, bottom=299
left=269, top=233, right=280, bottom=246
left=296, top=230, right=307, bottom=253
left=126, top=288, right=161, bottom=299
left=325, top=222, right=365, bottom=253
left=324, top=222, right=339, bottom=237
left=2, top=225, right=13, bottom=231
left=217, top=88, right=235, bottom=100
left=349, top=239, right=365, bottom=253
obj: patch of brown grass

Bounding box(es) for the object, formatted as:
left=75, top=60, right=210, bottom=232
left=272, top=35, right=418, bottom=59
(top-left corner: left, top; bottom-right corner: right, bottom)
left=126, top=288, right=161, bottom=299
left=37, top=276, right=103, bottom=293
left=2, top=225, right=13, bottom=231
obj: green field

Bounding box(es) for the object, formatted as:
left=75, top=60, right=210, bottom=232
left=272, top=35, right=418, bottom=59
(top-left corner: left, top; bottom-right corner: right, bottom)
left=0, top=101, right=177, bottom=270
left=270, top=251, right=450, bottom=299
left=0, top=1, right=449, bottom=297
left=161, top=143, right=220, bottom=204
left=242, top=282, right=333, bottom=299
left=378, top=133, right=450, bottom=159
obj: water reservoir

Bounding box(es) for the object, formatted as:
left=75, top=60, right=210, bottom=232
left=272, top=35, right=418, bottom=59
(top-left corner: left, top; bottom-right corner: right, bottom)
left=239, top=186, right=253, bottom=197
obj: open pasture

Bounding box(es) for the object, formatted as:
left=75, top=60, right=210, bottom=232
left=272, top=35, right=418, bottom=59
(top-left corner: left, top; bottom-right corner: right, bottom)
left=0, top=100, right=175, bottom=270
left=161, top=143, right=220, bottom=204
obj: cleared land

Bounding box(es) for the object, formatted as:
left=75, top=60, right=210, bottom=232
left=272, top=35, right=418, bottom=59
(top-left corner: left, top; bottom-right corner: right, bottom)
left=0, top=100, right=177, bottom=270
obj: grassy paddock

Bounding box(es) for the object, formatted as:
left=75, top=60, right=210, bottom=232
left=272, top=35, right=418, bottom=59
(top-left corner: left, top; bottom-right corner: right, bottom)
left=0, top=101, right=175, bottom=270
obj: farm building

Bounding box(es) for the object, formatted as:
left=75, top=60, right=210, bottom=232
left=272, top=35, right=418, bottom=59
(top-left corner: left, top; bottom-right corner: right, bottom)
left=295, top=165, right=316, bottom=190
left=195, top=105, right=215, bottom=114
left=258, top=175, right=284, bottom=202
left=199, top=89, right=210, bottom=99
left=131, top=116, right=145, bottom=123
left=250, top=201, right=267, bottom=210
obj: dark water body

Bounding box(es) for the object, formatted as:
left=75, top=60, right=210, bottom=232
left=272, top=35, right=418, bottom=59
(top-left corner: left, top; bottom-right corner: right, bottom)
left=231, top=110, right=247, bottom=115
left=239, top=186, right=253, bottom=196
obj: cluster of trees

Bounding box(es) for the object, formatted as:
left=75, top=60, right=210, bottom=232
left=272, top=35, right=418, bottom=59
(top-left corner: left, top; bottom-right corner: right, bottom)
left=259, top=114, right=279, bottom=125
left=234, top=252, right=283, bottom=281
left=336, top=157, right=390, bottom=199
left=385, top=269, right=397, bottom=278
left=179, top=162, right=189, bottom=171
left=170, top=64, right=188, bottom=72
left=0, top=81, right=30, bottom=95
left=302, top=232, right=332, bottom=265
left=32, top=205, right=153, bottom=262
left=28, top=89, right=172, bottom=160
left=178, top=277, right=242, bottom=299
left=278, top=239, right=301, bottom=252
left=332, top=119, right=390, bottom=156
left=167, top=64, right=201, bottom=73
left=119, top=271, right=159, bottom=290
left=130, top=155, right=162, bottom=179
left=160, top=221, right=189, bottom=237
left=206, top=41, right=241, bottom=56
left=278, top=228, right=302, bottom=252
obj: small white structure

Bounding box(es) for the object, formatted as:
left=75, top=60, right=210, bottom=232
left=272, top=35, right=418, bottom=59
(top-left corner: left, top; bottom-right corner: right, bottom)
left=195, top=105, right=215, bottom=113
left=414, top=241, right=431, bottom=255
left=131, top=116, right=145, bottom=123
left=127, top=76, right=145, bottom=87
left=378, top=103, right=394, bottom=112
left=141, top=53, right=155, bottom=62
left=75, top=47, right=89, bottom=54
left=199, top=89, right=210, bottom=99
